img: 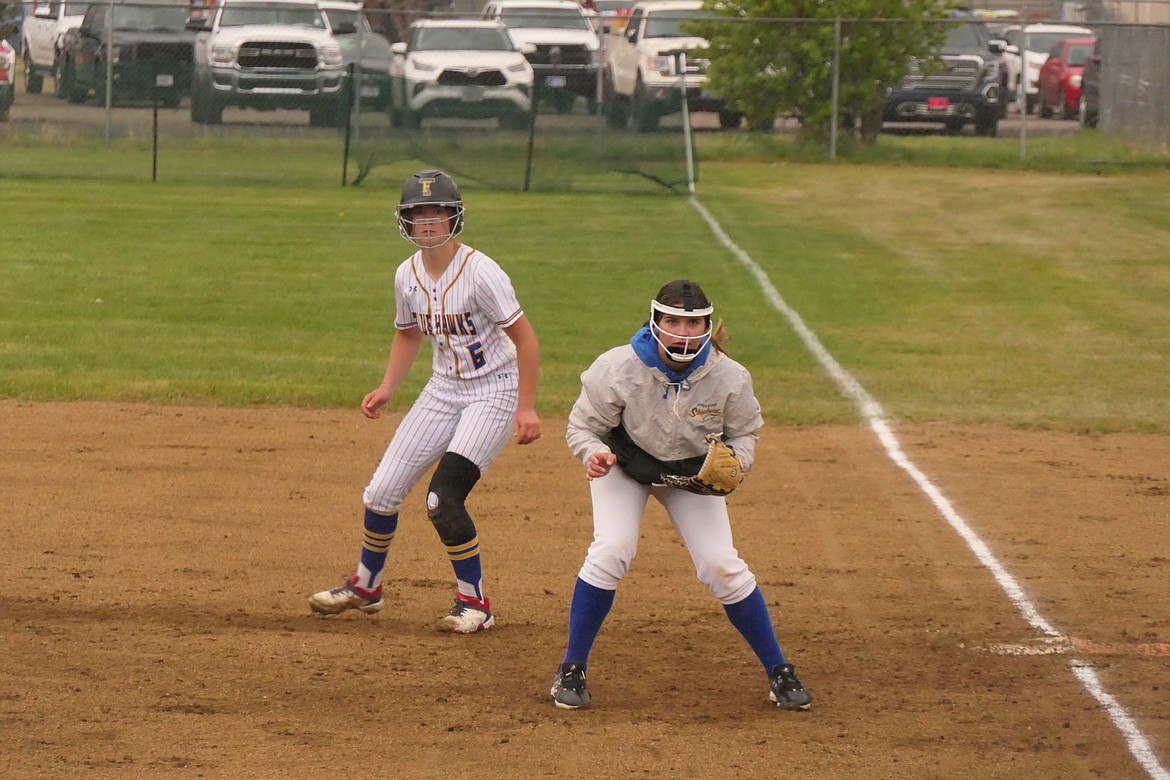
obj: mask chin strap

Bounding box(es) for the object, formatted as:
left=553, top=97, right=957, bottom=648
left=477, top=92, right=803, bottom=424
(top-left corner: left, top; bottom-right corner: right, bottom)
left=649, top=299, right=713, bottom=363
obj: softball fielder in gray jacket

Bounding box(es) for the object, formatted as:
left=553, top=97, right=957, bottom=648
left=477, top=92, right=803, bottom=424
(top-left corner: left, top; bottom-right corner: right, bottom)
left=550, top=279, right=811, bottom=711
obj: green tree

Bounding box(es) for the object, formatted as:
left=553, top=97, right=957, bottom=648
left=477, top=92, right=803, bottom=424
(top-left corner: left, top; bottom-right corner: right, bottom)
left=688, top=0, right=954, bottom=145
left=1, top=0, right=20, bottom=44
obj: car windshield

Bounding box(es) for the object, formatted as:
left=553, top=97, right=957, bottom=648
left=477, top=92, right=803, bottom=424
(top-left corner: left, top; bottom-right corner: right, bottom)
left=63, top=0, right=91, bottom=15
left=112, top=4, right=189, bottom=30
left=498, top=7, right=590, bottom=31
left=944, top=21, right=989, bottom=49
left=1066, top=42, right=1093, bottom=66
left=1024, top=31, right=1087, bottom=53
left=643, top=9, right=709, bottom=38
left=218, top=4, right=327, bottom=28
left=321, top=7, right=362, bottom=33
left=412, top=26, right=514, bottom=51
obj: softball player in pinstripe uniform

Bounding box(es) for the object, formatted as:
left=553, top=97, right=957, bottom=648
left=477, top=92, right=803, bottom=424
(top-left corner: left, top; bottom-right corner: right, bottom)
left=549, top=280, right=812, bottom=709
left=310, top=170, right=541, bottom=633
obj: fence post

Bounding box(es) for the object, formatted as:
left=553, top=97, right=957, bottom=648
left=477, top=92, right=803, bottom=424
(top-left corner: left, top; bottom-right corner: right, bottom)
left=831, top=17, right=840, bottom=161
left=679, top=52, right=695, bottom=194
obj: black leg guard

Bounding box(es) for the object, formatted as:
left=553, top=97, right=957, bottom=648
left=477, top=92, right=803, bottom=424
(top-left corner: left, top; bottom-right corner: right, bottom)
left=426, top=452, right=481, bottom=547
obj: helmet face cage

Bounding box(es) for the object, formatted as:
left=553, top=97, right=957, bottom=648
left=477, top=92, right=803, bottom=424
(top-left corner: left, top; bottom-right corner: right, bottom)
left=649, top=299, right=713, bottom=363
left=396, top=170, right=465, bottom=248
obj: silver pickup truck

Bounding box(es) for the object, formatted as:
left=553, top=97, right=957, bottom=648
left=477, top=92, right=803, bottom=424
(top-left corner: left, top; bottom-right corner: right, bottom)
left=188, top=0, right=392, bottom=126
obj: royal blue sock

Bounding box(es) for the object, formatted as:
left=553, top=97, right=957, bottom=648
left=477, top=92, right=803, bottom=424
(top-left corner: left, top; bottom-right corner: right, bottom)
left=355, top=508, right=398, bottom=592
left=723, top=586, right=787, bottom=672
left=563, top=578, right=616, bottom=666
left=445, top=536, right=485, bottom=602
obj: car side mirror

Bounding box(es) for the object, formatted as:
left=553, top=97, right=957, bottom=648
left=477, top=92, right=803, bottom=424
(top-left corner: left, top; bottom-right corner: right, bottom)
left=34, top=4, right=54, bottom=18
left=391, top=41, right=407, bottom=55
left=185, top=15, right=211, bottom=31
left=520, top=41, right=537, bottom=55
left=988, top=39, right=1006, bottom=54
left=1005, top=43, right=1019, bottom=55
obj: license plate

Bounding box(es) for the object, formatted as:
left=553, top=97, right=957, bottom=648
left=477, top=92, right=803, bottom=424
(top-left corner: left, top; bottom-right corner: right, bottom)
left=463, top=86, right=484, bottom=101
left=360, top=84, right=379, bottom=98
left=155, top=73, right=175, bottom=87
left=545, top=75, right=566, bottom=88
left=926, top=97, right=949, bottom=111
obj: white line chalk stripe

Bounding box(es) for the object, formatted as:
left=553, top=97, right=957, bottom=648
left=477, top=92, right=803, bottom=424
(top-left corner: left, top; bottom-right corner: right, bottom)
left=689, top=196, right=1169, bottom=780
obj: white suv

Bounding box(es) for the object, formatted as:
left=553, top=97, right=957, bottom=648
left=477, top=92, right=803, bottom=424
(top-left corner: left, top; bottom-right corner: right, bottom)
left=481, top=0, right=603, bottom=113
left=1000, top=23, right=1093, bottom=112
left=388, top=19, right=535, bottom=130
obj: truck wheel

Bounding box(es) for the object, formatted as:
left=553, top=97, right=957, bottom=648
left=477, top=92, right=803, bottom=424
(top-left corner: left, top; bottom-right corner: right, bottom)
left=606, top=95, right=629, bottom=129
left=499, top=109, right=528, bottom=131
left=974, top=113, right=998, bottom=137
left=53, top=55, right=68, bottom=98
left=24, top=52, right=44, bottom=94
left=631, top=79, right=658, bottom=132
left=309, top=102, right=345, bottom=128
left=94, top=66, right=109, bottom=106
left=550, top=90, right=575, bottom=114
left=717, top=110, right=740, bottom=129
left=62, top=59, right=87, bottom=104
left=191, top=88, right=222, bottom=124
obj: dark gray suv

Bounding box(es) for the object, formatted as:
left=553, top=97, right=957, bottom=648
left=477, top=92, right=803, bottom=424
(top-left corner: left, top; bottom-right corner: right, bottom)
left=883, top=10, right=1009, bottom=137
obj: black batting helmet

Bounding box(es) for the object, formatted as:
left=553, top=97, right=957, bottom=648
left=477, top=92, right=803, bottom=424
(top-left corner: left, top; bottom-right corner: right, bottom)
left=397, top=169, right=465, bottom=247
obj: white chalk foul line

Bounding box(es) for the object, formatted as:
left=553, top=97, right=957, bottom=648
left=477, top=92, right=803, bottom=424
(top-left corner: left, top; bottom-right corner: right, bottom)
left=690, top=196, right=1169, bottom=780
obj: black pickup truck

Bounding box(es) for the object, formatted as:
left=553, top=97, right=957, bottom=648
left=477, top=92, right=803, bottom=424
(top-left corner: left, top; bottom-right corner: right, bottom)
left=883, top=9, right=1009, bottom=137
left=58, top=0, right=196, bottom=107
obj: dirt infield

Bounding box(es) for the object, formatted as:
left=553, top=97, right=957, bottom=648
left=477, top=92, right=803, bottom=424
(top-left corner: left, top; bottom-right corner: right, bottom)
left=2, top=401, right=1167, bottom=779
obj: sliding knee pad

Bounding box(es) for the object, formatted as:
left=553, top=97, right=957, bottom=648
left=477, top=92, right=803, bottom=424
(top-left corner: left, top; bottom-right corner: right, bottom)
left=426, top=452, right=481, bottom=547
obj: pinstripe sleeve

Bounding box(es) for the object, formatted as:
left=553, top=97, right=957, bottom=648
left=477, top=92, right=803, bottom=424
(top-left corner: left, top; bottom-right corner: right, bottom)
left=393, top=257, right=418, bottom=330
left=471, top=252, right=523, bottom=327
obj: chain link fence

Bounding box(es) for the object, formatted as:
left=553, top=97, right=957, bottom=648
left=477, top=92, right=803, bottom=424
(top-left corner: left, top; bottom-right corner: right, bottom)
left=2, top=2, right=1167, bottom=187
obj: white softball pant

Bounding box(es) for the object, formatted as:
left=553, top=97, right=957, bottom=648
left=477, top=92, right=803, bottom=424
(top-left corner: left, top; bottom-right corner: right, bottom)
left=363, top=378, right=516, bottom=514
left=578, top=464, right=758, bottom=605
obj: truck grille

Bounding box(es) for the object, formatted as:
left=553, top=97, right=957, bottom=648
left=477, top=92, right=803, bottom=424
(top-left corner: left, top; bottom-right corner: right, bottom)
left=437, top=68, right=506, bottom=87
left=527, top=44, right=590, bottom=66
left=901, top=55, right=981, bottom=91
left=237, top=41, right=318, bottom=70
left=661, top=47, right=707, bottom=76
left=136, top=42, right=193, bottom=63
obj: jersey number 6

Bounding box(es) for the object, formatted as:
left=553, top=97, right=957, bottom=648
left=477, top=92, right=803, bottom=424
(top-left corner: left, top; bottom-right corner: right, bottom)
left=467, top=341, right=486, bottom=369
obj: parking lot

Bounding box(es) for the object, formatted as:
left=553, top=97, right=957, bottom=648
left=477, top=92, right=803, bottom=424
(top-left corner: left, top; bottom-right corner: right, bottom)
left=1, top=78, right=1083, bottom=140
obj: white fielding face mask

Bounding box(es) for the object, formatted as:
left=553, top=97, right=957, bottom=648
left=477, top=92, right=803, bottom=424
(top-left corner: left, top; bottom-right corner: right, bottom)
left=649, top=299, right=712, bottom=363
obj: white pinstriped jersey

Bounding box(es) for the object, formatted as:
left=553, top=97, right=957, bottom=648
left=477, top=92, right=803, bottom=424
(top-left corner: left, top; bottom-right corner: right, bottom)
left=393, top=244, right=523, bottom=387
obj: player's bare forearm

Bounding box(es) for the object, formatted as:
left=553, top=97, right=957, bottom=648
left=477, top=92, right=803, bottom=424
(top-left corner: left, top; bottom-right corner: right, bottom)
left=362, top=327, right=422, bottom=420
left=505, top=316, right=541, bottom=444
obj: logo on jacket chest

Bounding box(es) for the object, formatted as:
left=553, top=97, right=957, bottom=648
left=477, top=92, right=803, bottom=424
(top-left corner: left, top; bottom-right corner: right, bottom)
left=689, top=403, right=722, bottom=420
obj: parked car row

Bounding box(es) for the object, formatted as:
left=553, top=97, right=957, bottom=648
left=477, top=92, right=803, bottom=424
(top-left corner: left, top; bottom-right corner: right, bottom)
left=999, top=22, right=1094, bottom=112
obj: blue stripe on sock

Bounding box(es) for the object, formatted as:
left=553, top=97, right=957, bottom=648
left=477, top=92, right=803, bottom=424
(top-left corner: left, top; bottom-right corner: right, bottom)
left=723, top=586, right=787, bottom=672
left=563, top=578, right=616, bottom=666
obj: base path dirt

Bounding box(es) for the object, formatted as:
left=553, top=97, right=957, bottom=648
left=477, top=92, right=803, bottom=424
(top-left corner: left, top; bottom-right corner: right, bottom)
left=2, top=401, right=1167, bottom=778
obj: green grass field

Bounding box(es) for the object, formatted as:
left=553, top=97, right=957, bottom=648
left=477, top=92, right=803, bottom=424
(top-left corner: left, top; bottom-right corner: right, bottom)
left=3, top=144, right=1168, bottom=432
